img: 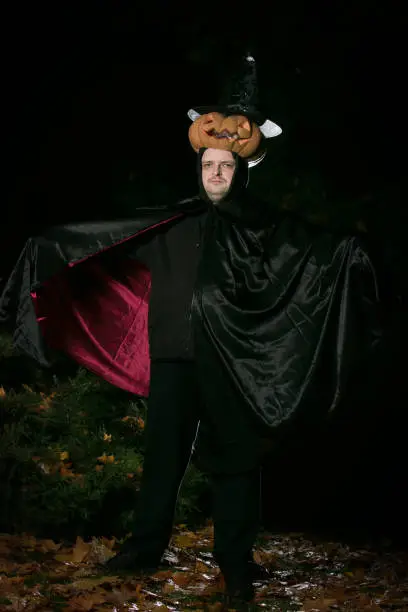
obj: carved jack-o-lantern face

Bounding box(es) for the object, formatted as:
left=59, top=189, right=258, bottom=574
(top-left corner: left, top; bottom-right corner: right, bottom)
left=188, top=112, right=262, bottom=159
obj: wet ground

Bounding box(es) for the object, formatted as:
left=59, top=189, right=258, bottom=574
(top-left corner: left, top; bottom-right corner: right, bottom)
left=0, top=525, right=407, bottom=610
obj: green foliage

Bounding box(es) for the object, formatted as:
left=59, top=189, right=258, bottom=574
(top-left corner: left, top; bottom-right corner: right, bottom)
left=0, top=334, right=209, bottom=539
left=0, top=333, right=14, bottom=357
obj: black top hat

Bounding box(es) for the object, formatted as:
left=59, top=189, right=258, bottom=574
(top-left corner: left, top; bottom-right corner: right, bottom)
left=187, top=54, right=282, bottom=141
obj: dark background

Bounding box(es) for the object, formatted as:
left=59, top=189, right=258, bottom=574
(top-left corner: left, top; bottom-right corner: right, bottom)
left=1, top=2, right=407, bottom=540
left=2, top=2, right=406, bottom=224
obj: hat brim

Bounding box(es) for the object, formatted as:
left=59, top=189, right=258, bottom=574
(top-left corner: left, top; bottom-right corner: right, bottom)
left=187, top=107, right=282, bottom=139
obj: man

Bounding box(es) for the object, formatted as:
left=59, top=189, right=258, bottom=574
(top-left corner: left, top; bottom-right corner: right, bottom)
left=0, top=54, right=382, bottom=609
left=106, top=145, right=270, bottom=606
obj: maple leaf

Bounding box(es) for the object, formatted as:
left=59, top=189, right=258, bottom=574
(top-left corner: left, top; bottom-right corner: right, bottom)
left=72, top=537, right=93, bottom=563
left=55, top=536, right=91, bottom=563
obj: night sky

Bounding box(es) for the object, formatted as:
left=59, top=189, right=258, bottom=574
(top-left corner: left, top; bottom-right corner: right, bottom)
left=2, top=2, right=406, bottom=238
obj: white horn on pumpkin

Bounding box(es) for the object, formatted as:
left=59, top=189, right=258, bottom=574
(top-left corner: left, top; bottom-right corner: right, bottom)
left=259, top=119, right=282, bottom=138
left=187, top=108, right=201, bottom=122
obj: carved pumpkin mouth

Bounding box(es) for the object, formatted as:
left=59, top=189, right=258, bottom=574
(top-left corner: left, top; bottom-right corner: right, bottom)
left=188, top=112, right=261, bottom=157
left=206, top=128, right=250, bottom=144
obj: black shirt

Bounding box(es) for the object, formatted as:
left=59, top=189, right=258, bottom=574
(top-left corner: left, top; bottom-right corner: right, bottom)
left=128, top=210, right=208, bottom=361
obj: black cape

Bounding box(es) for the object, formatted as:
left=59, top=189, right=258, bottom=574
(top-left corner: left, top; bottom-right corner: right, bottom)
left=0, top=197, right=383, bottom=449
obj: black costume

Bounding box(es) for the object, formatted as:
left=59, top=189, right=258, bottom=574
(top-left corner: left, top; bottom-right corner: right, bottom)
left=0, top=151, right=382, bottom=590
left=0, top=54, right=383, bottom=603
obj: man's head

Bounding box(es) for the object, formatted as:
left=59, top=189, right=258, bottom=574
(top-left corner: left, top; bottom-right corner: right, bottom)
left=201, top=148, right=236, bottom=204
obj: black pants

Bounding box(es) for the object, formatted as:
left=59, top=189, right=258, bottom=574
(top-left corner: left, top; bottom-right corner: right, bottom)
left=131, top=361, right=261, bottom=587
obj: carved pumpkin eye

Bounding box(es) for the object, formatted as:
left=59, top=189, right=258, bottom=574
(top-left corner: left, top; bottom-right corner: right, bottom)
left=237, top=118, right=251, bottom=139
left=203, top=113, right=216, bottom=126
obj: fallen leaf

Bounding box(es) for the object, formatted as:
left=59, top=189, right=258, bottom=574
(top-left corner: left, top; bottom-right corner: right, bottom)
left=72, top=537, right=92, bottom=563
left=206, top=603, right=224, bottom=612
left=252, top=549, right=263, bottom=565
left=161, top=581, right=176, bottom=594
left=100, top=537, right=116, bottom=550
left=71, top=576, right=112, bottom=590
left=195, top=559, right=213, bottom=573
left=152, top=570, right=174, bottom=581
left=55, top=536, right=91, bottom=563
left=35, top=538, right=61, bottom=553
left=66, top=592, right=106, bottom=610
left=172, top=532, right=199, bottom=548
left=106, top=581, right=143, bottom=606
left=172, top=571, right=197, bottom=587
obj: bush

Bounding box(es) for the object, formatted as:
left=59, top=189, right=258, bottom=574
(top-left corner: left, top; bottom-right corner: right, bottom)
left=0, top=334, right=209, bottom=540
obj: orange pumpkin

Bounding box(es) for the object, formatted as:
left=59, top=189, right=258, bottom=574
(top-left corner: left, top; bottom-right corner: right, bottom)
left=188, top=112, right=262, bottom=159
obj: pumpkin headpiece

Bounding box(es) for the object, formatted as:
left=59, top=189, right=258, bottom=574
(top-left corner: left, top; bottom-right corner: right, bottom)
left=187, top=54, right=282, bottom=167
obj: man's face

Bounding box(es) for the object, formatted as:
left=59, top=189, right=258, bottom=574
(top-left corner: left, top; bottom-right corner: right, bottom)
left=201, top=148, right=236, bottom=203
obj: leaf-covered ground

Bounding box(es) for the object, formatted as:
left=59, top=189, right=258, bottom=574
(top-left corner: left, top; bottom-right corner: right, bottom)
left=0, top=526, right=407, bottom=611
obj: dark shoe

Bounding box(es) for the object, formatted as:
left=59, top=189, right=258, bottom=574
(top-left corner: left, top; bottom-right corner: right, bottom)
left=105, top=550, right=160, bottom=573
left=105, top=539, right=162, bottom=573
left=214, top=553, right=258, bottom=607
